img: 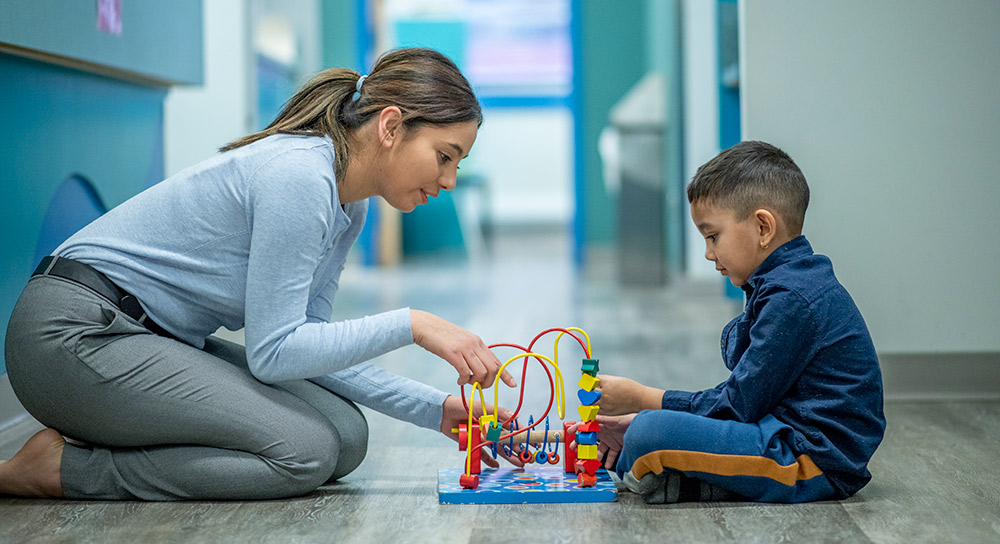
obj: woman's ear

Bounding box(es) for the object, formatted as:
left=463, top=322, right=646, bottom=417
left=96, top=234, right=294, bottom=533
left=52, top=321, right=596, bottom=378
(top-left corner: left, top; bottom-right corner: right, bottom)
left=755, top=209, right=777, bottom=250
left=377, top=106, right=403, bottom=148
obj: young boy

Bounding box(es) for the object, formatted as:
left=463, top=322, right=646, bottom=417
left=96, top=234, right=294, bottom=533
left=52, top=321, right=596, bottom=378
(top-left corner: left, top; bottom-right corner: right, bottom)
left=589, top=141, right=885, bottom=503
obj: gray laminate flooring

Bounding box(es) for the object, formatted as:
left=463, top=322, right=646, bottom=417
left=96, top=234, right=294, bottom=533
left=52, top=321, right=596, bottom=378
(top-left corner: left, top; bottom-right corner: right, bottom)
left=2, top=227, right=998, bottom=543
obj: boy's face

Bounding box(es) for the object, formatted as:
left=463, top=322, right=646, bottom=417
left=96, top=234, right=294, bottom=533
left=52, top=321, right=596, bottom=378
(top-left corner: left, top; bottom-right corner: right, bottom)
left=691, top=201, right=768, bottom=287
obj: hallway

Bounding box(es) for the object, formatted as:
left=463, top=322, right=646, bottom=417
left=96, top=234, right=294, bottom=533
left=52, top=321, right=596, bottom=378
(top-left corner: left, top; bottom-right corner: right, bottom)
left=1, top=228, right=998, bottom=543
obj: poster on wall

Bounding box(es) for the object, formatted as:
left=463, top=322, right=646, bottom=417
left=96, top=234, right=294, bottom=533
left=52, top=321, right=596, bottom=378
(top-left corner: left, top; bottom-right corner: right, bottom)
left=97, top=0, right=122, bottom=35
left=385, top=0, right=571, bottom=99
left=464, top=0, right=571, bottom=98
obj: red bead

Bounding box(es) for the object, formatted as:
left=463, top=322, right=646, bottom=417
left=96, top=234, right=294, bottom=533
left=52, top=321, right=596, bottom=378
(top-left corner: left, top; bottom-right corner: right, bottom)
left=575, top=458, right=601, bottom=475
left=519, top=449, right=533, bottom=464
left=577, top=420, right=600, bottom=433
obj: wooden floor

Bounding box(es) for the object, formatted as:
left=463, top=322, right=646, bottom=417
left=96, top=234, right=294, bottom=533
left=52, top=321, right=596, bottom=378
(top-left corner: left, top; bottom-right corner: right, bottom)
left=2, top=228, right=999, bottom=543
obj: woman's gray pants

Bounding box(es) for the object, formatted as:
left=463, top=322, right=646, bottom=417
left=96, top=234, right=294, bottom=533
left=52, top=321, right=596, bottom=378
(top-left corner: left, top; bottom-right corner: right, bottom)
left=4, top=275, right=368, bottom=500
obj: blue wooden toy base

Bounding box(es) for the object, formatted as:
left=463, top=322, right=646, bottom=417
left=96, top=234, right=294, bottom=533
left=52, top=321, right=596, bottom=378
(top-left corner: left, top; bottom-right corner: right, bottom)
left=438, top=466, right=618, bottom=504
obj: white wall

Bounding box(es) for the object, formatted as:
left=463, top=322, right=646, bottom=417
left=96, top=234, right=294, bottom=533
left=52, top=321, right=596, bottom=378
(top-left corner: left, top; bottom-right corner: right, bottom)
left=471, top=107, right=574, bottom=226
left=164, top=0, right=322, bottom=177
left=682, top=0, right=720, bottom=278
left=164, top=0, right=254, bottom=176
left=740, top=0, right=1000, bottom=353
left=255, top=0, right=321, bottom=77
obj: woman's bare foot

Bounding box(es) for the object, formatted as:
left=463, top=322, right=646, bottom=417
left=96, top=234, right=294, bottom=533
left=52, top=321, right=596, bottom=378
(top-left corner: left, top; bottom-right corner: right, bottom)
left=0, top=428, right=65, bottom=498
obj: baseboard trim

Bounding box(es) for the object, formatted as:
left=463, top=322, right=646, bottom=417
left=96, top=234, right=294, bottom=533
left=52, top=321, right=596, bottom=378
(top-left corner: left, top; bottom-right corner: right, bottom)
left=0, top=374, right=29, bottom=432
left=881, top=352, right=1000, bottom=401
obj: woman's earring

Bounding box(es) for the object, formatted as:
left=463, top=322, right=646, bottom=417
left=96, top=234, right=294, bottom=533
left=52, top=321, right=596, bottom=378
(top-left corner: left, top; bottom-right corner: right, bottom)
left=761, top=241, right=769, bottom=250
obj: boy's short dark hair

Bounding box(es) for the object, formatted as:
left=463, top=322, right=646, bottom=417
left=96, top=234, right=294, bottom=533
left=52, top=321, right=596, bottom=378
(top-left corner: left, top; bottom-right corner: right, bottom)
left=687, top=141, right=810, bottom=235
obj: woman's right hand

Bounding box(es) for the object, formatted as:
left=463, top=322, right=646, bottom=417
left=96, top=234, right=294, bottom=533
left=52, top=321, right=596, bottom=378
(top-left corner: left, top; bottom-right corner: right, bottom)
left=410, top=309, right=517, bottom=389
left=440, top=395, right=523, bottom=468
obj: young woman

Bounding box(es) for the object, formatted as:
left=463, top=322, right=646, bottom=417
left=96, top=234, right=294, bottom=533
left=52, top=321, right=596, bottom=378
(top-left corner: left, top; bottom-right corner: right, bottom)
left=1, top=47, right=515, bottom=500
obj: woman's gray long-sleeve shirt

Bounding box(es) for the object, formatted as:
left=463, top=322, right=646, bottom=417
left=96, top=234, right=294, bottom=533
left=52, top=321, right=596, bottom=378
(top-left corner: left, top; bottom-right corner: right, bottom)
left=56, top=134, right=447, bottom=429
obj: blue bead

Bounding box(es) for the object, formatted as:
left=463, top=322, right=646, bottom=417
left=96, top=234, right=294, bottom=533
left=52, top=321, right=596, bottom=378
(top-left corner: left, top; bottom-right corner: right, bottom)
left=577, top=388, right=602, bottom=406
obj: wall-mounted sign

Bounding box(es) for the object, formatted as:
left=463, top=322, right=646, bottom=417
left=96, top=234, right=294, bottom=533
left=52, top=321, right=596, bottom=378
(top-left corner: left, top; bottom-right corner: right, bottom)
left=97, top=0, right=122, bottom=35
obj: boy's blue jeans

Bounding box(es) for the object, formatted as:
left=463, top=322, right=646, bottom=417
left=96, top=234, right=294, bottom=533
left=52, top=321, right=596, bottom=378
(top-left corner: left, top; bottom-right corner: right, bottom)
left=617, top=410, right=836, bottom=503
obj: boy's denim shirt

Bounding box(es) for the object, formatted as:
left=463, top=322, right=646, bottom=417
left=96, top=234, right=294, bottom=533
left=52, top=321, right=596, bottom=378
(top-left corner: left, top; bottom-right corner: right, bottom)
left=664, top=235, right=886, bottom=497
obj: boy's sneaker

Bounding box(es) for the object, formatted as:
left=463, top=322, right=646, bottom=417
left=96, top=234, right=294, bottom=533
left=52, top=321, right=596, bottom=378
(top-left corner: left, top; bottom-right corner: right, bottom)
left=623, top=470, right=744, bottom=504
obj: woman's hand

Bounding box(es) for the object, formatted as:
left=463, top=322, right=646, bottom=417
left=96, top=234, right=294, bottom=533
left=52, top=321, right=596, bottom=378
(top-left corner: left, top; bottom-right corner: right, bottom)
left=569, top=413, right=635, bottom=471
left=411, top=310, right=516, bottom=388
left=440, top=395, right=523, bottom=468
left=595, top=374, right=664, bottom=416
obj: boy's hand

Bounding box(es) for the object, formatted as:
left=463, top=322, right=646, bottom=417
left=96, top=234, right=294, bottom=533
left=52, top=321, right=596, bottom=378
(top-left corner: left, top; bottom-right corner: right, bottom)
left=440, top=395, right=524, bottom=468
left=569, top=414, right=635, bottom=471
left=596, top=374, right=665, bottom=416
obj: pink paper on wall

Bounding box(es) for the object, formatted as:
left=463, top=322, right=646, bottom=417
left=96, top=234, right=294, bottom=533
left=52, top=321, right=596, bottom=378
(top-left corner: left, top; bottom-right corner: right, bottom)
left=97, top=0, right=122, bottom=35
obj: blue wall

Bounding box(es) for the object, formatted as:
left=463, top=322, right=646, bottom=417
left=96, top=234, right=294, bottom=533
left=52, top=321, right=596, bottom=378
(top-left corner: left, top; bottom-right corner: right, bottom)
left=1, top=3, right=202, bottom=375
left=0, top=55, right=167, bottom=374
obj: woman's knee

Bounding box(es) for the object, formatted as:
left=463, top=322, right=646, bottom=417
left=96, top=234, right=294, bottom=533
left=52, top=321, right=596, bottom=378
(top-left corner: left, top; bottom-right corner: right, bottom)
left=284, top=412, right=368, bottom=492
left=279, top=416, right=342, bottom=493
left=279, top=380, right=369, bottom=481
left=328, top=406, right=368, bottom=481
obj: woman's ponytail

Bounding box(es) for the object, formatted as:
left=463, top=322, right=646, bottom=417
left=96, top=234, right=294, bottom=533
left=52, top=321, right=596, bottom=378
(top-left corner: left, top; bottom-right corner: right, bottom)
left=220, top=47, right=481, bottom=180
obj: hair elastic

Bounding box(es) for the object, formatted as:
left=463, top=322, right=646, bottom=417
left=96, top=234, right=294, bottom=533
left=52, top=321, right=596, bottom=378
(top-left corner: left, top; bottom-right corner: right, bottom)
left=352, top=74, right=368, bottom=102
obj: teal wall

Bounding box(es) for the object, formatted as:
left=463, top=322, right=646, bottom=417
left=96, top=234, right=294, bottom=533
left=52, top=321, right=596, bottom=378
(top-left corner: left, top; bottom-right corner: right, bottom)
left=573, top=0, right=683, bottom=275
left=0, top=0, right=202, bottom=85
left=0, top=3, right=203, bottom=374
left=573, top=1, right=647, bottom=254
left=646, top=0, right=685, bottom=275
left=321, top=0, right=366, bottom=71
left=321, top=0, right=384, bottom=265
left=0, top=54, right=168, bottom=374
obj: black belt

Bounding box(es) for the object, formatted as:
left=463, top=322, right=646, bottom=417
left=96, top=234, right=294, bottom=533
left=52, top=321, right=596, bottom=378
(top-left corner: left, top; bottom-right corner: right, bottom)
left=33, top=256, right=173, bottom=339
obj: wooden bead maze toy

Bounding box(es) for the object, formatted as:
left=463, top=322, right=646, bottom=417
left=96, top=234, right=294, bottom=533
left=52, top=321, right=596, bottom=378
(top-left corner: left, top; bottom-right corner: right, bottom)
left=438, top=327, right=617, bottom=504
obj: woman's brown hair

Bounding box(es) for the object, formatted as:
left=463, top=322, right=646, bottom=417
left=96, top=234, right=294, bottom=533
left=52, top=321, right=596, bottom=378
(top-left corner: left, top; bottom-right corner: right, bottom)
left=220, top=47, right=482, bottom=179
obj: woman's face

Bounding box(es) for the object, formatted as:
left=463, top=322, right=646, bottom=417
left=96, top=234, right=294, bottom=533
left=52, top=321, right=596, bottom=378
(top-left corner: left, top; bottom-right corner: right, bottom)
left=377, top=120, right=479, bottom=212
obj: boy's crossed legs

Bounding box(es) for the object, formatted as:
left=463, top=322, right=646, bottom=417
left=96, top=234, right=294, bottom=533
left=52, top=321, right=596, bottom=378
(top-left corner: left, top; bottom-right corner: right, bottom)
left=616, top=410, right=836, bottom=503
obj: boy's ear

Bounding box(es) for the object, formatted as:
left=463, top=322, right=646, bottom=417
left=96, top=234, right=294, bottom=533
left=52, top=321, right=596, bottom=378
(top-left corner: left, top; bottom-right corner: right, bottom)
left=755, top=209, right=777, bottom=250
left=377, top=106, right=403, bottom=148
